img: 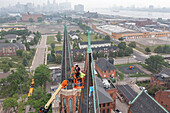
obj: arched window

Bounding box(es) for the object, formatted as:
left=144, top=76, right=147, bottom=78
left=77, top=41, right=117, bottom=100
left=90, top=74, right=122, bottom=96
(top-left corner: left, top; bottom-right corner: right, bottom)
left=69, top=99, right=73, bottom=113
left=63, top=98, right=67, bottom=113
left=75, top=96, right=78, bottom=111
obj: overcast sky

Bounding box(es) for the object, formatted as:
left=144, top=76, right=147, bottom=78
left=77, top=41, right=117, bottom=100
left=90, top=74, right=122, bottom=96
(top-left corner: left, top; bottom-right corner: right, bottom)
left=1, top=0, right=170, bottom=10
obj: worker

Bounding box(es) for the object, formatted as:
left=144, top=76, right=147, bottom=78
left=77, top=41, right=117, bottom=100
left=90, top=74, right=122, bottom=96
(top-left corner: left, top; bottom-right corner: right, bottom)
left=75, top=64, right=80, bottom=78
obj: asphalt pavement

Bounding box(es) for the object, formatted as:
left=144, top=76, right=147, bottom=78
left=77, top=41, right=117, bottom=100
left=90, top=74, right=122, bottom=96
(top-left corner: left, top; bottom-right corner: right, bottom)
left=30, top=35, right=47, bottom=71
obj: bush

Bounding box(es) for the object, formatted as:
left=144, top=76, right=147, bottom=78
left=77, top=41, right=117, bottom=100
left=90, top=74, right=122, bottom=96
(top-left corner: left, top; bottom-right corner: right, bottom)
left=128, top=42, right=136, bottom=48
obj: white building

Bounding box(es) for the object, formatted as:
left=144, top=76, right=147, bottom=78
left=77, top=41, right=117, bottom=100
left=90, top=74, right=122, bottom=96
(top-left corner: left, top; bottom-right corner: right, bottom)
left=78, top=41, right=111, bottom=49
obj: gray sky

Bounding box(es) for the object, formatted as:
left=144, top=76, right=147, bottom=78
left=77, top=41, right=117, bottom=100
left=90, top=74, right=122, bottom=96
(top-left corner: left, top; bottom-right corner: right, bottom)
left=1, top=0, right=170, bottom=10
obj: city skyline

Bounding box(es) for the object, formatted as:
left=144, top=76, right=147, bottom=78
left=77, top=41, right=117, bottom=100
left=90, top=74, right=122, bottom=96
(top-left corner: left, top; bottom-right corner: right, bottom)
left=1, top=0, right=170, bottom=10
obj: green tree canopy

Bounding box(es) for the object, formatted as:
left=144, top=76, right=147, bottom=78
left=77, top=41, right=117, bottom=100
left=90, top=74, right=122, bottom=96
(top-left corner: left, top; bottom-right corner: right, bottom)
left=56, top=54, right=62, bottom=64
left=33, top=65, right=51, bottom=87
left=56, top=31, right=62, bottom=42
left=118, top=42, right=126, bottom=50
left=3, top=97, right=18, bottom=111
left=104, top=35, right=110, bottom=41
left=51, top=43, right=55, bottom=50
left=128, top=41, right=136, bottom=48
left=145, top=47, right=151, bottom=53
left=37, top=17, right=43, bottom=22
left=154, top=46, right=163, bottom=53
left=16, top=50, right=23, bottom=57
left=145, top=55, right=168, bottom=71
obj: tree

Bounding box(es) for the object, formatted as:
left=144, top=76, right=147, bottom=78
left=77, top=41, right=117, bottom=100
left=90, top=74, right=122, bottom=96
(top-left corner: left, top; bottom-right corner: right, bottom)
left=5, top=40, right=10, bottom=43
left=118, top=42, right=126, bottom=50
left=118, top=37, right=124, bottom=41
left=51, top=43, right=55, bottom=50
left=56, top=32, right=62, bottom=42
left=16, top=50, right=23, bottom=57
left=118, top=49, right=124, bottom=57
left=25, top=42, right=30, bottom=51
left=22, top=51, right=32, bottom=60
left=22, top=57, right=28, bottom=66
left=37, top=17, right=43, bottom=22
left=154, top=46, right=163, bottom=53
left=3, top=97, right=18, bottom=112
left=12, top=40, right=16, bottom=43
left=29, top=18, right=34, bottom=23
left=104, top=35, right=110, bottom=41
left=26, top=87, right=52, bottom=112
left=3, top=67, right=10, bottom=73
left=33, top=65, right=51, bottom=87
left=124, top=47, right=133, bottom=56
left=109, top=51, right=117, bottom=58
left=145, top=55, right=168, bottom=71
left=128, top=42, right=136, bottom=48
left=145, top=47, right=151, bottom=53
left=56, top=54, right=62, bottom=64
left=76, top=30, right=80, bottom=33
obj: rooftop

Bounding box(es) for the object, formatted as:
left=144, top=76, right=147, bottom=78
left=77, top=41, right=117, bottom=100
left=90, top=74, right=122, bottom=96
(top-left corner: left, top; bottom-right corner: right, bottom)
left=153, top=69, right=170, bottom=81
left=0, top=43, right=25, bottom=50
left=98, top=25, right=136, bottom=34
left=129, top=90, right=168, bottom=113
left=96, top=76, right=114, bottom=104
left=79, top=40, right=110, bottom=45
left=118, top=85, right=138, bottom=102
left=95, top=58, right=116, bottom=71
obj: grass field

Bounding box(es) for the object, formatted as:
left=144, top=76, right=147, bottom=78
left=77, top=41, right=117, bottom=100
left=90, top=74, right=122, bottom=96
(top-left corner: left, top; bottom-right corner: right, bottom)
left=79, top=34, right=104, bottom=42
left=48, top=46, right=63, bottom=51
left=46, top=36, right=55, bottom=45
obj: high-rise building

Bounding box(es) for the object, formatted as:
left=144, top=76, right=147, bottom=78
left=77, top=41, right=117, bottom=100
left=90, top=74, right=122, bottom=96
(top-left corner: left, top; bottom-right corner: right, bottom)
left=74, top=4, right=84, bottom=12
left=59, top=2, right=71, bottom=10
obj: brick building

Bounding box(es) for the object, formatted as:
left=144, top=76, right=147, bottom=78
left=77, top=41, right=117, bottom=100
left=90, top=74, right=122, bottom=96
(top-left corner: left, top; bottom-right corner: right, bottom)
left=128, top=90, right=168, bottom=113
left=92, top=24, right=170, bottom=39
left=136, top=19, right=157, bottom=27
left=155, top=90, right=170, bottom=112
left=117, top=85, right=137, bottom=104
left=0, top=43, right=25, bottom=56
left=95, top=58, right=116, bottom=78
left=150, top=69, right=170, bottom=89
left=56, top=46, right=118, bottom=59
left=96, top=76, right=116, bottom=113
left=22, top=12, right=44, bottom=22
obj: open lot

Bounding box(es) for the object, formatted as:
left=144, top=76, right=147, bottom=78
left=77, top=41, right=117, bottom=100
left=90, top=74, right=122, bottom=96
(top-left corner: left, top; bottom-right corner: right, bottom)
left=127, top=37, right=170, bottom=46
left=28, top=24, right=81, bottom=34
left=79, top=34, right=104, bottom=42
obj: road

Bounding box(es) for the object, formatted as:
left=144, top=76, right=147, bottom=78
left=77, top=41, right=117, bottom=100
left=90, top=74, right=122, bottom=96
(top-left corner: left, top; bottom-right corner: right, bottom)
left=133, top=49, right=149, bottom=62
left=30, top=35, right=47, bottom=71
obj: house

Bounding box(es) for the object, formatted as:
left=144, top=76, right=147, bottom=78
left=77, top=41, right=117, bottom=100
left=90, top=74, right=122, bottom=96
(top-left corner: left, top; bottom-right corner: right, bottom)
left=128, top=90, right=168, bottom=113
left=0, top=43, right=25, bottom=56
left=4, top=34, right=17, bottom=42
left=70, top=34, right=79, bottom=40
left=78, top=41, right=111, bottom=49
left=56, top=46, right=118, bottom=59
left=95, top=58, right=116, bottom=78
left=155, top=90, right=170, bottom=112
left=27, top=34, right=35, bottom=42
left=150, top=69, right=170, bottom=89
left=117, top=85, right=138, bottom=104
left=96, top=76, right=116, bottom=113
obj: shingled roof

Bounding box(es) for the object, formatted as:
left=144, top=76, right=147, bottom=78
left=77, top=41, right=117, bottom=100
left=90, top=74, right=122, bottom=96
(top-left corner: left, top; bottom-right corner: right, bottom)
left=79, top=40, right=110, bottom=45
left=95, top=76, right=113, bottom=104
left=152, top=69, right=170, bottom=81
left=129, top=90, right=169, bottom=113
left=118, top=85, right=137, bottom=102
left=95, top=58, right=116, bottom=71
left=0, top=43, right=25, bottom=50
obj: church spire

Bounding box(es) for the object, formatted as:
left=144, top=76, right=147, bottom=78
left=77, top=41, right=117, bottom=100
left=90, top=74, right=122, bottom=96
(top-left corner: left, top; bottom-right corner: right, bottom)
left=60, top=16, right=73, bottom=89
